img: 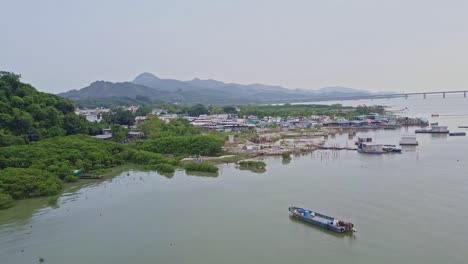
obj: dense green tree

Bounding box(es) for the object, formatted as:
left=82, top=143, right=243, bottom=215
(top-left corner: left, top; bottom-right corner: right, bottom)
left=223, top=105, right=238, bottom=114
left=63, top=113, right=89, bottom=135
left=0, top=130, right=26, bottom=146
left=138, top=117, right=201, bottom=139
left=138, top=116, right=165, bottom=139
left=0, top=135, right=176, bottom=205
left=163, top=119, right=201, bottom=137
left=63, top=175, right=78, bottom=183
left=104, top=108, right=135, bottom=126
left=187, top=104, right=209, bottom=117
left=111, top=125, right=128, bottom=142
left=0, top=168, right=62, bottom=199
left=135, top=105, right=153, bottom=116
left=55, top=99, right=76, bottom=114
left=136, top=135, right=224, bottom=156
left=0, top=72, right=87, bottom=146
left=88, top=121, right=109, bottom=136
left=208, top=105, right=223, bottom=114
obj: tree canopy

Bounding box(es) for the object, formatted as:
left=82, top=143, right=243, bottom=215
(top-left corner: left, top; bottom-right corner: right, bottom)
left=103, top=108, right=135, bottom=126
left=187, top=104, right=209, bottom=117
left=0, top=72, right=87, bottom=146
left=0, top=135, right=177, bottom=203
left=138, top=116, right=202, bottom=139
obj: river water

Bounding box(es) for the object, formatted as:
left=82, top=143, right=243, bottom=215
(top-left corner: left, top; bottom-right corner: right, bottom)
left=1, top=97, right=468, bottom=264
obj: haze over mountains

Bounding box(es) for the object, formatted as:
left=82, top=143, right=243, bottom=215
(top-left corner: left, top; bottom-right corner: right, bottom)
left=59, top=73, right=387, bottom=105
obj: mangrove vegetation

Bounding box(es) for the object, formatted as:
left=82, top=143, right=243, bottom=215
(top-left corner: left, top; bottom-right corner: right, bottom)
left=184, top=162, right=219, bottom=173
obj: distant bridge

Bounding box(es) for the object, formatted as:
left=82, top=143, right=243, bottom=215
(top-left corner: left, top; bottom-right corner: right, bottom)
left=290, top=90, right=468, bottom=103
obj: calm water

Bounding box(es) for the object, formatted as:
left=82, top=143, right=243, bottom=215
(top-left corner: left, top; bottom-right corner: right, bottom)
left=1, top=97, right=468, bottom=264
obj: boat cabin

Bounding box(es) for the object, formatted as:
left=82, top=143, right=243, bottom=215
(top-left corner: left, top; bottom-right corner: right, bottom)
left=357, top=137, right=373, bottom=143
left=359, top=143, right=385, bottom=154
left=356, top=137, right=373, bottom=148
left=431, top=125, right=448, bottom=133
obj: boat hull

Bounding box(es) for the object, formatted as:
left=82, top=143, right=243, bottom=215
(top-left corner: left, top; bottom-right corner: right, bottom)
left=357, top=149, right=386, bottom=154
left=289, top=207, right=355, bottom=233
left=415, top=130, right=449, bottom=134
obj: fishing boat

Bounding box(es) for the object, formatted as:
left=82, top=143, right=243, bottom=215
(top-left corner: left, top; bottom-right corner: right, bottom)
left=289, top=207, right=356, bottom=233
left=383, top=145, right=402, bottom=153
left=415, top=125, right=449, bottom=134
left=357, top=142, right=386, bottom=154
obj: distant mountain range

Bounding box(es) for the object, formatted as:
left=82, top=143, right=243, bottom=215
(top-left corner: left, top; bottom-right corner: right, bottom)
left=58, top=72, right=389, bottom=105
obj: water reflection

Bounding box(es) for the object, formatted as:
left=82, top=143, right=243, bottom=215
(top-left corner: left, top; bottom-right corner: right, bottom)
left=159, top=172, right=174, bottom=179
left=430, top=133, right=448, bottom=139
left=236, top=166, right=266, bottom=174
left=185, top=171, right=219, bottom=178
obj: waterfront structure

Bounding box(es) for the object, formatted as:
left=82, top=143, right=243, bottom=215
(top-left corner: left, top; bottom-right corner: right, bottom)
left=399, top=136, right=418, bottom=145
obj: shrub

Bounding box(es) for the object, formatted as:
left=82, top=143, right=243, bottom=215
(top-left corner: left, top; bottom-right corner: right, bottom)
left=137, top=135, right=224, bottom=156
left=63, top=175, right=78, bottom=183
left=282, top=152, right=291, bottom=160
left=238, top=161, right=266, bottom=169
left=48, top=195, right=60, bottom=206
left=0, top=190, right=13, bottom=209
left=184, top=162, right=219, bottom=173
left=0, top=168, right=62, bottom=199
left=155, top=163, right=175, bottom=173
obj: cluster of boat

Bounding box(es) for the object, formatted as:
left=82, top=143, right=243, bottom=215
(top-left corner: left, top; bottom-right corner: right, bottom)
left=415, top=123, right=466, bottom=136
left=355, top=123, right=466, bottom=155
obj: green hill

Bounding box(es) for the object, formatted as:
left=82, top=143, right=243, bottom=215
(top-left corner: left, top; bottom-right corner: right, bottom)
left=0, top=72, right=88, bottom=146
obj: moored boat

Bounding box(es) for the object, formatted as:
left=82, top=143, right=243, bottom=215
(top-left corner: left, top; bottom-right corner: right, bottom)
left=383, top=145, right=402, bottom=153
left=415, top=125, right=449, bottom=134
left=355, top=137, right=373, bottom=146
left=357, top=142, right=386, bottom=154
left=289, top=207, right=356, bottom=233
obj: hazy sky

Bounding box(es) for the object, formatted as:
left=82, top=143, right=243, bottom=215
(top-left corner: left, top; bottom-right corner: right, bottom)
left=1, top=0, right=468, bottom=94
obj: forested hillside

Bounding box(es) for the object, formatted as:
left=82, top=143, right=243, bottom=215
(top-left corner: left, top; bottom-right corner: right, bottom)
left=0, top=72, right=90, bottom=146
left=59, top=72, right=377, bottom=106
